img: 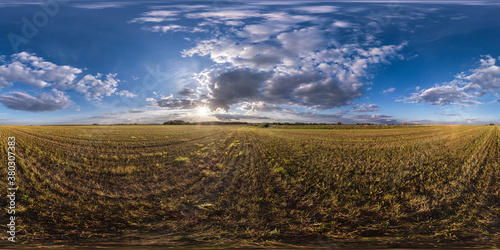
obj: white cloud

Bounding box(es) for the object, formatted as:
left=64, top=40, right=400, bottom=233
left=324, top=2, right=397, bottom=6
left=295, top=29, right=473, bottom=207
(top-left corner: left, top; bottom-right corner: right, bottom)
left=332, top=21, right=352, bottom=28
left=185, top=35, right=406, bottom=110
left=136, top=4, right=406, bottom=112
left=400, top=83, right=481, bottom=106
left=383, top=87, right=396, bottom=94
left=0, top=89, right=72, bottom=112
left=225, top=20, right=244, bottom=26
left=142, top=10, right=179, bottom=17
left=129, top=10, right=180, bottom=23
left=317, top=0, right=496, bottom=4
left=179, top=4, right=407, bottom=110
left=150, top=25, right=206, bottom=33
left=242, top=22, right=292, bottom=42
left=463, top=55, right=500, bottom=92
left=130, top=17, right=179, bottom=23
left=402, top=55, right=500, bottom=106
left=0, top=52, right=126, bottom=105
left=0, top=52, right=82, bottom=89
left=294, top=6, right=338, bottom=13
left=153, top=98, right=202, bottom=110
left=152, top=4, right=210, bottom=10
left=277, top=27, right=325, bottom=54
left=466, top=118, right=477, bottom=124
left=185, top=10, right=260, bottom=20
left=353, top=103, right=379, bottom=112
left=116, top=90, right=137, bottom=98
left=183, top=38, right=286, bottom=70
left=75, top=73, right=120, bottom=100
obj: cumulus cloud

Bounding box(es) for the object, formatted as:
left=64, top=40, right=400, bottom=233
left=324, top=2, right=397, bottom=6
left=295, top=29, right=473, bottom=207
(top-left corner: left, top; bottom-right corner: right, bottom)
left=0, top=89, right=72, bottom=112
left=401, top=84, right=480, bottom=106
left=149, top=97, right=202, bottom=110
left=204, top=69, right=271, bottom=111
left=0, top=52, right=123, bottom=104
left=186, top=10, right=259, bottom=20
left=277, top=27, right=325, bottom=54
left=239, top=101, right=289, bottom=113
left=185, top=33, right=406, bottom=110
left=401, top=55, right=500, bottom=106
left=136, top=4, right=406, bottom=115
left=0, top=52, right=82, bottom=88
left=462, top=55, right=500, bottom=92
left=353, top=103, right=379, bottom=112
left=295, top=6, right=338, bottom=13
left=333, top=21, right=352, bottom=28
left=150, top=25, right=205, bottom=33
left=225, top=20, right=244, bottom=26
left=242, top=21, right=292, bottom=43
left=183, top=39, right=286, bottom=70
left=178, top=88, right=195, bottom=96
left=116, top=90, right=137, bottom=98
left=128, top=10, right=181, bottom=23
left=131, top=17, right=178, bottom=23
left=466, top=118, right=477, bottom=124
left=383, top=87, right=396, bottom=94
left=141, top=10, right=179, bottom=17
left=75, top=73, right=120, bottom=100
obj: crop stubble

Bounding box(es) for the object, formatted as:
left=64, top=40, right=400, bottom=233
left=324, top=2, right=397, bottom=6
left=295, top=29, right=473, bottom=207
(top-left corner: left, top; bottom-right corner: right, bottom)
left=0, top=125, right=499, bottom=247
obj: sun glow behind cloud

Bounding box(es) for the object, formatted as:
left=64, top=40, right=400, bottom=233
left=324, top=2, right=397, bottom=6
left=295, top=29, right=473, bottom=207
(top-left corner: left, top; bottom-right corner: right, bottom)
left=195, top=106, right=211, bottom=118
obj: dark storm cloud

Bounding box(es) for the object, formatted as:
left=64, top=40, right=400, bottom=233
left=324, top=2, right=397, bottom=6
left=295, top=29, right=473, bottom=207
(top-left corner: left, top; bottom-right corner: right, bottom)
left=207, top=69, right=271, bottom=111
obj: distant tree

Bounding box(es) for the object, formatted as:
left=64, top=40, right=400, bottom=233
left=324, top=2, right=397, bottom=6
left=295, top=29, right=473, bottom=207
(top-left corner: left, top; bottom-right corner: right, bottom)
left=164, top=120, right=186, bottom=125
left=336, top=122, right=342, bottom=125
left=257, top=123, right=269, bottom=128
left=92, top=123, right=99, bottom=125
left=490, top=123, right=495, bottom=126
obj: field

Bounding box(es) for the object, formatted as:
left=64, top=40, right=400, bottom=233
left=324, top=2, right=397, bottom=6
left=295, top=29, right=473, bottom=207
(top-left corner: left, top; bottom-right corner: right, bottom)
left=1, top=124, right=500, bottom=247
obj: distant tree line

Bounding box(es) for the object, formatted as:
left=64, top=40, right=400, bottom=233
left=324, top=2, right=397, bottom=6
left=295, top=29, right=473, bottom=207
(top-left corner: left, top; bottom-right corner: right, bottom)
left=163, top=120, right=249, bottom=125
left=253, top=122, right=397, bottom=126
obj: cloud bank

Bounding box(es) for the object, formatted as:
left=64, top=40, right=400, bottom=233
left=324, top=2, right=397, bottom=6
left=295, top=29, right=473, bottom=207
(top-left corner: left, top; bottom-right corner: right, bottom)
left=0, top=52, right=133, bottom=111
left=401, top=55, right=500, bottom=106
left=131, top=3, right=409, bottom=123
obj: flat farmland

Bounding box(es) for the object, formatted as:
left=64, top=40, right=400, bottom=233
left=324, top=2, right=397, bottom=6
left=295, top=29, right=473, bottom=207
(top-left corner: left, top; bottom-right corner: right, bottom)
left=1, top=125, right=500, bottom=247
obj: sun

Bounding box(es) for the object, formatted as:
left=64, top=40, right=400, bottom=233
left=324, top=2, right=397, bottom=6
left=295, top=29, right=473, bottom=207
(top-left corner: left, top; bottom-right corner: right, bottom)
left=195, top=106, right=211, bottom=117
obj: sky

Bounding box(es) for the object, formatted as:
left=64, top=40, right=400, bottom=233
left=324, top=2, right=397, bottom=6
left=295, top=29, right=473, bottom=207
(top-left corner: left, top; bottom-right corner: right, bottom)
left=1, top=0, right=500, bottom=125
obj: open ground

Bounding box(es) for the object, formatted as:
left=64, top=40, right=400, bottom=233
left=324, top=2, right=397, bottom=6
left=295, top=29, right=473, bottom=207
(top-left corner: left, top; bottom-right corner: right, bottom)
left=1, top=125, right=500, bottom=248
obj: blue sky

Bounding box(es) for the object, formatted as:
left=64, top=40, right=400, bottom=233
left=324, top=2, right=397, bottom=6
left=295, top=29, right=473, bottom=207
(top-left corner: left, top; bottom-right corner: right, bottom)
left=1, top=0, right=500, bottom=125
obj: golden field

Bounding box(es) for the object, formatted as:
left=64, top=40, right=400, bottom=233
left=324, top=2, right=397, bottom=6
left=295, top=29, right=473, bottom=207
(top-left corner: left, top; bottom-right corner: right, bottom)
left=1, top=124, right=499, bottom=247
